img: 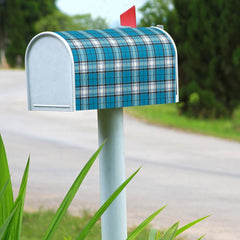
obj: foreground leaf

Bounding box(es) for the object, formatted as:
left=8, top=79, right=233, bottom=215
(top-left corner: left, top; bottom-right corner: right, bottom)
left=0, top=180, right=10, bottom=203
left=76, top=167, right=141, bottom=240
left=159, top=222, right=178, bottom=240
left=197, top=235, right=205, bottom=240
left=148, top=229, right=158, bottom=240
left=0, top=135, right=14, bottom=227
left=44, top=142, right=105, bottom=240
left=127, top=206, right=167, bottom=240
left=11, top=157, right=30, bottom=240
left=0, top=203, right=20, bottom=240
left=175, top=215, right=210, bottom=237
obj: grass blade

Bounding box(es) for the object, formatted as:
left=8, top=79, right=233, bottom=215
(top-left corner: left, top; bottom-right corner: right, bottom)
left=148, top=228, right=158, bottom=240
left=44, top=142, right=105, bottom=240
left=159, top=222, right=178, bottom=240
left=127, top=206, right=167, bottom=240
left=197, top=234, right=205, bottom=240
left=0, top=180, right=10, bottom=203
left=0, top=202, right=20, bottom=240
left=76, top=167, right=141, bottom=240
left=12, top=157, right=30, bottom=240
left=175, top=215, right=210, bottom=237
left=0, top=135, right=14, bottom=226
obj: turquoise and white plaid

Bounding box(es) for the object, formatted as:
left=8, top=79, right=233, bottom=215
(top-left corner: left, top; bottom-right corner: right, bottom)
left=56, top=27, right=178, bottom=110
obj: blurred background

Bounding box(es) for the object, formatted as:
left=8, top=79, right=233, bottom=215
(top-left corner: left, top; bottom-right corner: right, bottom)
left=1, top=0, right=240, bottom=124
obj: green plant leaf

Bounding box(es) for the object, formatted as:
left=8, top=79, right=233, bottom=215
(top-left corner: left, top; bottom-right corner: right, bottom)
left=76, top=167, right=141, bottom=240
left=148, top=228, right=158, bottom=240
left=0, top=135, right=14, bottom=227
left=127, top=206, right=167, bottom=240
left=63, top=237, right=72, bottom=240
left=159, top=222, right=178, bottom=240
left=0, top=202, right=20, bottom=240
left=0, top=180, right=10, bottom=203
left=156, top=231, right=161, bottom=240
left=197, top=235, right=205, bottom=240
left=11, top=156, right=30, bottom=240
left=175, top=215, right=210, bottom=237
left=43, top=141, right=106, bottom=240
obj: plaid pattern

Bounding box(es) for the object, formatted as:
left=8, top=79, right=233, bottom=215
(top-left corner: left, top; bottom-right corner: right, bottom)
left=56, top=27, right=177, bottom=110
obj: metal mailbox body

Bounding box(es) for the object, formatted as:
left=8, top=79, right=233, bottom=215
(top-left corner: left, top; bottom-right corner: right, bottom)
left=26, top=27, right=178, bottom=111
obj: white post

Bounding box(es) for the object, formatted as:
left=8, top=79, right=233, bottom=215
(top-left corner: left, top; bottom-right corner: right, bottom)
left=97, top=108, right=127, bottom=240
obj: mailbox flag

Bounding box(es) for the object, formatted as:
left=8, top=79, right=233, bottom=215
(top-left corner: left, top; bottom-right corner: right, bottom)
left=120, top=6, right=136, bottom=28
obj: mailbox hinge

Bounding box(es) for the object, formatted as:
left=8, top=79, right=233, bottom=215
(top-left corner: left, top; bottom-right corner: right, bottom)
left=156, top=25, right=164, bottom=30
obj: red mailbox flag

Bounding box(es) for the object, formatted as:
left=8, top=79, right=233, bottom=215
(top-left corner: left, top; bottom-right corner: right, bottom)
left=120, top=6, right=136, bottom=28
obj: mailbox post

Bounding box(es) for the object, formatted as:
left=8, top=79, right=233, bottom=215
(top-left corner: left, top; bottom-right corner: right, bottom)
left=98, top=108, right=127, bottom=240
left=26, top=26, right=178, bottom=240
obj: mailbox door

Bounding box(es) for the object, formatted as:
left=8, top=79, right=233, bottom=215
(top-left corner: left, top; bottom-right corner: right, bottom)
left=26, top=32, right=76, bottom=111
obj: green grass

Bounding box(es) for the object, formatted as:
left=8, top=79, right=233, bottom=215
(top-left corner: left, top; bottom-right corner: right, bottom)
left=21, top=210, right=187, bottom=240
left=125, top=104, right=240, bottom=142
left=21, top=210, right=153, bottom=240
left=21, top=210, right=101, bottom=240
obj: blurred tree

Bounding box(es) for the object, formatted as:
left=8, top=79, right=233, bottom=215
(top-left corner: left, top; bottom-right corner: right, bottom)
left=0, top=0, right=7, bottom=67
left=71, top=14, right=108, bottom=30
left=35, top=11, right=74, bottom=32
left=139, top=0, right=240, bottom=118
left=5, top=0, right=27, bottom=67
left=174, top=0, right=240, bottom=118
left=139, top=0, right=175, bottom=29
left=2, top=0, right=108, bottom=67
left=3, top=0, right=57, bottom=67
left=35, top=12, right=108, bottom=32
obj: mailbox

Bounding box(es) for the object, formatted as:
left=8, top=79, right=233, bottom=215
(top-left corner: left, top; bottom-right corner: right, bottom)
left=25, top=26, right=178, bottom=111
left=25, top=23, right=180, bottom=240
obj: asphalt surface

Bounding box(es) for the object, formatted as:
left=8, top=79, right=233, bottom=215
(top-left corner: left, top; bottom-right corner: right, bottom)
left=0, top=70, right=240, bottom=240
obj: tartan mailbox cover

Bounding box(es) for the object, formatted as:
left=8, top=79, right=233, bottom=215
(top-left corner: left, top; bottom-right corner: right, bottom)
left=25, top=26, right=178, bottom=111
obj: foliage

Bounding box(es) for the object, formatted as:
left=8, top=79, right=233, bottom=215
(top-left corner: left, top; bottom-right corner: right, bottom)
left=3, top=0, right=57, bottom=67
left=35, top=12, right=108, bottom=32
left=127, top=202, right=209, bottom=240
left=139, top=0, right=240, bottom=118
left=139, top=0, right=176, bottom=30
left=34, top=11, right=73, bottom=32
left=71, top=14, right=108, bottom=31
left=2, top=0, right=108, bottom=67
left=0, top=0, right=7, bottom=66
left=0, top=136, right=111, bottom=240
left=0, top=134, right=207, bottom=239
left=22, top=210, right=154, bottom=240
left=21, top=210, right=102, bottom=240
left=175, top=0, right=240, bottom=118
left=0, top=135, right=29, bottom=240
left=21, top=210, right=207, bottom=240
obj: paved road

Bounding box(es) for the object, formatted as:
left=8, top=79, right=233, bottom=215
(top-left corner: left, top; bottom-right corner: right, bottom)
left=0, top=70, right=240, bottom=240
